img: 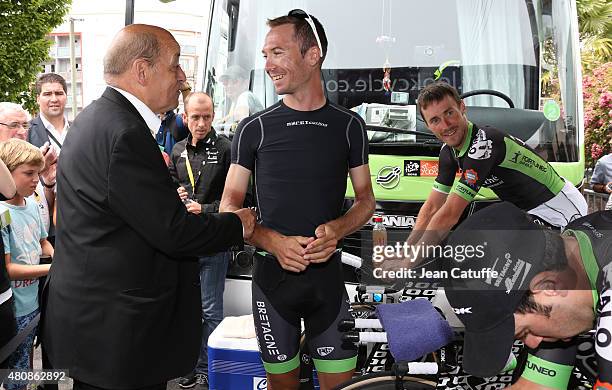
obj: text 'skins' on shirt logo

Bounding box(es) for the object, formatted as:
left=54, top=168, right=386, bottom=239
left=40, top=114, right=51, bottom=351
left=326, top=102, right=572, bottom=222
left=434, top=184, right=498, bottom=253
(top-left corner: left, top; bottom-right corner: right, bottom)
left=286, top=120, right=328, bottom=127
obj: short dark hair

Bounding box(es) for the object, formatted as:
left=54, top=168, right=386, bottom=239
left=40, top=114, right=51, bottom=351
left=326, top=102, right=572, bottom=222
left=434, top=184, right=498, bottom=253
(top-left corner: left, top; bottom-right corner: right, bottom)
left=417, top=81, right=461, bottom=120
left=267, top=13, right=328, bottom=65
left=515, top=292, right=552, bottom=316
left=35, top=73, right=67, bottom=95
left=515, top=230, right=568, bottom=316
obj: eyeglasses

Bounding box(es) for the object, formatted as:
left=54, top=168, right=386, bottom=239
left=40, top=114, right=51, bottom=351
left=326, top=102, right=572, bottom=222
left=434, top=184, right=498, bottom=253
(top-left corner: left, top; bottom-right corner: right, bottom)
left=288, top=9, right=323, bottom=58
left=0, top=122, right=30, bottom=131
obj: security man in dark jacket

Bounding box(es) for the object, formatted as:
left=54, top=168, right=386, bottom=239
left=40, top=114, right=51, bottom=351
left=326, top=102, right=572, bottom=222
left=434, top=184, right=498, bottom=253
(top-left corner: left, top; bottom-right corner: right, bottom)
left=169, top=93, right=231, bottom=214
left=169, top=92, right=234, bottom=388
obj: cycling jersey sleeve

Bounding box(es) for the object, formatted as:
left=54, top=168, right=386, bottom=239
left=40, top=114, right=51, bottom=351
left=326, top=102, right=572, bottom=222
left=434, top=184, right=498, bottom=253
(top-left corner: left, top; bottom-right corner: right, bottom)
left=347, top=115, right=369, bottom=168
left=231, top=116, right=262, bottom=171
left=522, top=341, right=576, bottom=389
left=451, top=127, right=504, bottom=202
left=433, top=145, right=457, bottom=194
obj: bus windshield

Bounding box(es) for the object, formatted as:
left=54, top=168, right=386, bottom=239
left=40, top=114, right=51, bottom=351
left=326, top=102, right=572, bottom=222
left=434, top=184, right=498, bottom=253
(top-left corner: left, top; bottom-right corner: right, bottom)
left=204, top=0, right=581, bottom=163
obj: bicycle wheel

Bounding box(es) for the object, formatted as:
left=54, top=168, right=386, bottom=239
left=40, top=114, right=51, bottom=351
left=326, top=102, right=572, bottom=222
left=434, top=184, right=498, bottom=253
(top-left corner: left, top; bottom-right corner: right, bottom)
left=335, top=372, right=436, bottom=390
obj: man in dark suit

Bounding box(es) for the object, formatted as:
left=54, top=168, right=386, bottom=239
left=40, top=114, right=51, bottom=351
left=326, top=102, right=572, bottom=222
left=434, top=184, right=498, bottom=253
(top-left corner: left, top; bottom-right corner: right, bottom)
left=27, top=73, right=69, bottom=152
left=42, top=24, right=255, bottom=390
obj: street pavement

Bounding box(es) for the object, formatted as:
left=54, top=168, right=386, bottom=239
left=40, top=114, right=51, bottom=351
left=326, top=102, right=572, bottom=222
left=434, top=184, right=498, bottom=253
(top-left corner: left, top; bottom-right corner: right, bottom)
left=29, top=346, right=192, bottom=390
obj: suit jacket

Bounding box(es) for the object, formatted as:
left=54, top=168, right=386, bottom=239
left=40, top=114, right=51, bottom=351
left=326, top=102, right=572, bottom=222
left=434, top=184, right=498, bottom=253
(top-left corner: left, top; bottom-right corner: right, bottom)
left=42, top=87, right=243, bottom=388
left=28, top=115, right=64, bottom=148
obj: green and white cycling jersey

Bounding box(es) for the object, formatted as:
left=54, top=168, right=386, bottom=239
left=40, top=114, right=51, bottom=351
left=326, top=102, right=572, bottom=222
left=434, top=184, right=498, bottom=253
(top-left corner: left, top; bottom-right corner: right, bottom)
left=433, top=122, right=565, bottom=211
left=523, top=211, right=612, bottom=388
left=565, top=211, right=612, bottom=386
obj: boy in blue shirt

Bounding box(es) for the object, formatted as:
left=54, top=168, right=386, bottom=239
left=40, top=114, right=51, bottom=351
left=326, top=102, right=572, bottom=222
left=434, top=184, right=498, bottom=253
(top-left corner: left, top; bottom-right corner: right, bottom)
left=0, top=139, right=53, bottom=390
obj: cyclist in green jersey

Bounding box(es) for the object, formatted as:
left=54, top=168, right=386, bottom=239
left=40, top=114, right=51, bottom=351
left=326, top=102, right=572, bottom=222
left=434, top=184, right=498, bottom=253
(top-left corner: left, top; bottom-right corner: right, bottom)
left=399, top=82, right=586, bottom=265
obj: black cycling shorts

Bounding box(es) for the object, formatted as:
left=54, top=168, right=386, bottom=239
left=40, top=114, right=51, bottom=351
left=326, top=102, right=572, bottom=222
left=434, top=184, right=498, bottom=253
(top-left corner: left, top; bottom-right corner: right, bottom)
left=251, top=251, right=357, bottom=374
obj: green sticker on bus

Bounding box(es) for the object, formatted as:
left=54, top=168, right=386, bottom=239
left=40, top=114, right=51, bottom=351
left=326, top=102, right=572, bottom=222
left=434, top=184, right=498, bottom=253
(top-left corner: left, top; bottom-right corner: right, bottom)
left=543, top=100, right=561, bottom=121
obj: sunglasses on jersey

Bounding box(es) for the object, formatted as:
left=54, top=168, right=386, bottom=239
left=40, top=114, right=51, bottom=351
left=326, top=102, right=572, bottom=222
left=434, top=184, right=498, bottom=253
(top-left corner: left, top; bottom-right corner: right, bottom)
left=288, top=9, right=323, bottom=58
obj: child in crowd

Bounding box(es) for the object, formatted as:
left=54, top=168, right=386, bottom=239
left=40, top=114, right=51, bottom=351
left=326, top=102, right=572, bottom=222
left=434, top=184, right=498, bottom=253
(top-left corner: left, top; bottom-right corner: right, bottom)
left=0, top=139, right=53, bottom=390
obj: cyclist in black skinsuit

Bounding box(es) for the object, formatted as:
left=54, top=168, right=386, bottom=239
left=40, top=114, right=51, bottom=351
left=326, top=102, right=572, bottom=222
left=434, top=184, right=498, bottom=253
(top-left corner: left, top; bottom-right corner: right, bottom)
left=444, top=203, right=612, bottom=388
left=220, top=10, right=375, bottom=390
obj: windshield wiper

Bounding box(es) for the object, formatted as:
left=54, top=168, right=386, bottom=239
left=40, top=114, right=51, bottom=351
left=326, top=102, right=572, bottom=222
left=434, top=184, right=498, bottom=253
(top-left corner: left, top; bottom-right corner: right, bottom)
left=366, top=125, right=438, bottom=138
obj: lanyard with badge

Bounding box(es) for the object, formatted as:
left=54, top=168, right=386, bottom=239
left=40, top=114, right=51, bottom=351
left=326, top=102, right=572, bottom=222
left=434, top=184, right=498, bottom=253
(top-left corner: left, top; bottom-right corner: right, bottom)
left=182, top=149, right=204, bottom=199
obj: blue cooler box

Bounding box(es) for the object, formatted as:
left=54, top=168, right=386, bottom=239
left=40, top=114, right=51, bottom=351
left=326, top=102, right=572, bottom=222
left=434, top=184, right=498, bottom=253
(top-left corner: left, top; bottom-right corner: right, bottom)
left=208, top=318, right=319, bottom=389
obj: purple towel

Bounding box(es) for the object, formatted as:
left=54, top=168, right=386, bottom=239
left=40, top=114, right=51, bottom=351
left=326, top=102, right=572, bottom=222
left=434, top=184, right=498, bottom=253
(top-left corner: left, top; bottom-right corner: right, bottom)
left=375, top=300, right=453, bottom=362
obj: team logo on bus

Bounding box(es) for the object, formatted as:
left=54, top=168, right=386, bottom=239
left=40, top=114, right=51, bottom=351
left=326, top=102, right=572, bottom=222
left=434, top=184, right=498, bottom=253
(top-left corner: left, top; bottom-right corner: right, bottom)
left=376, top=166, right=402, bottom=189
left=368, top=215, right=416, bottom=229
left=404, top=160, right=420, bottom=176
left=420, top=160, right=439, bottom=177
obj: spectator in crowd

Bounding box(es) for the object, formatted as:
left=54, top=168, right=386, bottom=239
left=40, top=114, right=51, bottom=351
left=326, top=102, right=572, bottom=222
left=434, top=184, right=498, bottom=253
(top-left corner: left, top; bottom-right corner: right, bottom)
left=218, top=65, right=263, bottom=126
left=42, top=24, right=255, bottom=390
left=28, top=73, right=69, bottom=154
left=27, top=73, right=63, bottom=248
left=169, top=92, right=232, bottom=389
left=0, top=139, right=53, bottom=390
left=0, top=158, right=16, bottom=372
left=590, top=134, right=612, bottom=210
left=0, top=103, right=29, bottom=141
left=0, top=103, right=56, bottom=240
left=156, top=85, right=192, bottom=154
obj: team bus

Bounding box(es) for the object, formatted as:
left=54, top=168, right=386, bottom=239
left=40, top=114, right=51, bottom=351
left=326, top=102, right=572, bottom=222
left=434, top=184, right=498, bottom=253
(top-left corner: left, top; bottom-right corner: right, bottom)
left=200, top=0, right=585, bottom=314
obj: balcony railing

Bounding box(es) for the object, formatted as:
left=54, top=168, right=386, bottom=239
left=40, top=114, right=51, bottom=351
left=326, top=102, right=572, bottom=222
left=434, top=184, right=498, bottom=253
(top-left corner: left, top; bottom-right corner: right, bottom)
left=58, top=71, right=83, bottom=83
left=56, top=46, right=82, bottom=58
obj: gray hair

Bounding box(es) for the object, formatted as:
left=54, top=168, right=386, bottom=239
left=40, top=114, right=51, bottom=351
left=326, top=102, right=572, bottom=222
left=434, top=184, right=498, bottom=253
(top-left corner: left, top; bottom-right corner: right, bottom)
left=0, top=102, right=30, bottom=121
left=103, top=27, right=161, bottom=78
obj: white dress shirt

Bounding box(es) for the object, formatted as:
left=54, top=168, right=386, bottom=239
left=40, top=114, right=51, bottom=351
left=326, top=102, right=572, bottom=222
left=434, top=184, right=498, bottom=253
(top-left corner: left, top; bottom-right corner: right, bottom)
left=109, top=86, right=161, bottom=138
left=40, top=113, right=70, bottom=153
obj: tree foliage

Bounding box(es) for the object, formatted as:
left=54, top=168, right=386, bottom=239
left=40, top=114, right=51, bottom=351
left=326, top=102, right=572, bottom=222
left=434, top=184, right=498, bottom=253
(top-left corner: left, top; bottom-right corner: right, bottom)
left=576, top=0, right=612, bottom=71
left=0, top=0, right=72, bottom=113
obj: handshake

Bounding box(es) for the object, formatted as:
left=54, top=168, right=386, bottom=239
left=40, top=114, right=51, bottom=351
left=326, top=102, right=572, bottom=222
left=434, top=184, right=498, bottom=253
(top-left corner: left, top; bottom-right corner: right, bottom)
left=177, top=186, right=256, bottom=240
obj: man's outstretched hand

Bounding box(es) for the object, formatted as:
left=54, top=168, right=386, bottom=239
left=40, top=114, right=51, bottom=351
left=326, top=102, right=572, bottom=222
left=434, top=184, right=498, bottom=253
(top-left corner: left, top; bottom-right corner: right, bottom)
left=233, top=208, right=256, bottom=240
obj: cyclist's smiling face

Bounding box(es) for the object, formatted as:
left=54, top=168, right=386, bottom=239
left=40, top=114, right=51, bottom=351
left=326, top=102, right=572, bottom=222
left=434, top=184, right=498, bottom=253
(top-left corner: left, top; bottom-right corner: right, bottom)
left=421, top=95, right=469, bottom=149
left=514, top=291, right=595, bottom=349
left=262, top=24, right=315, bottom=96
